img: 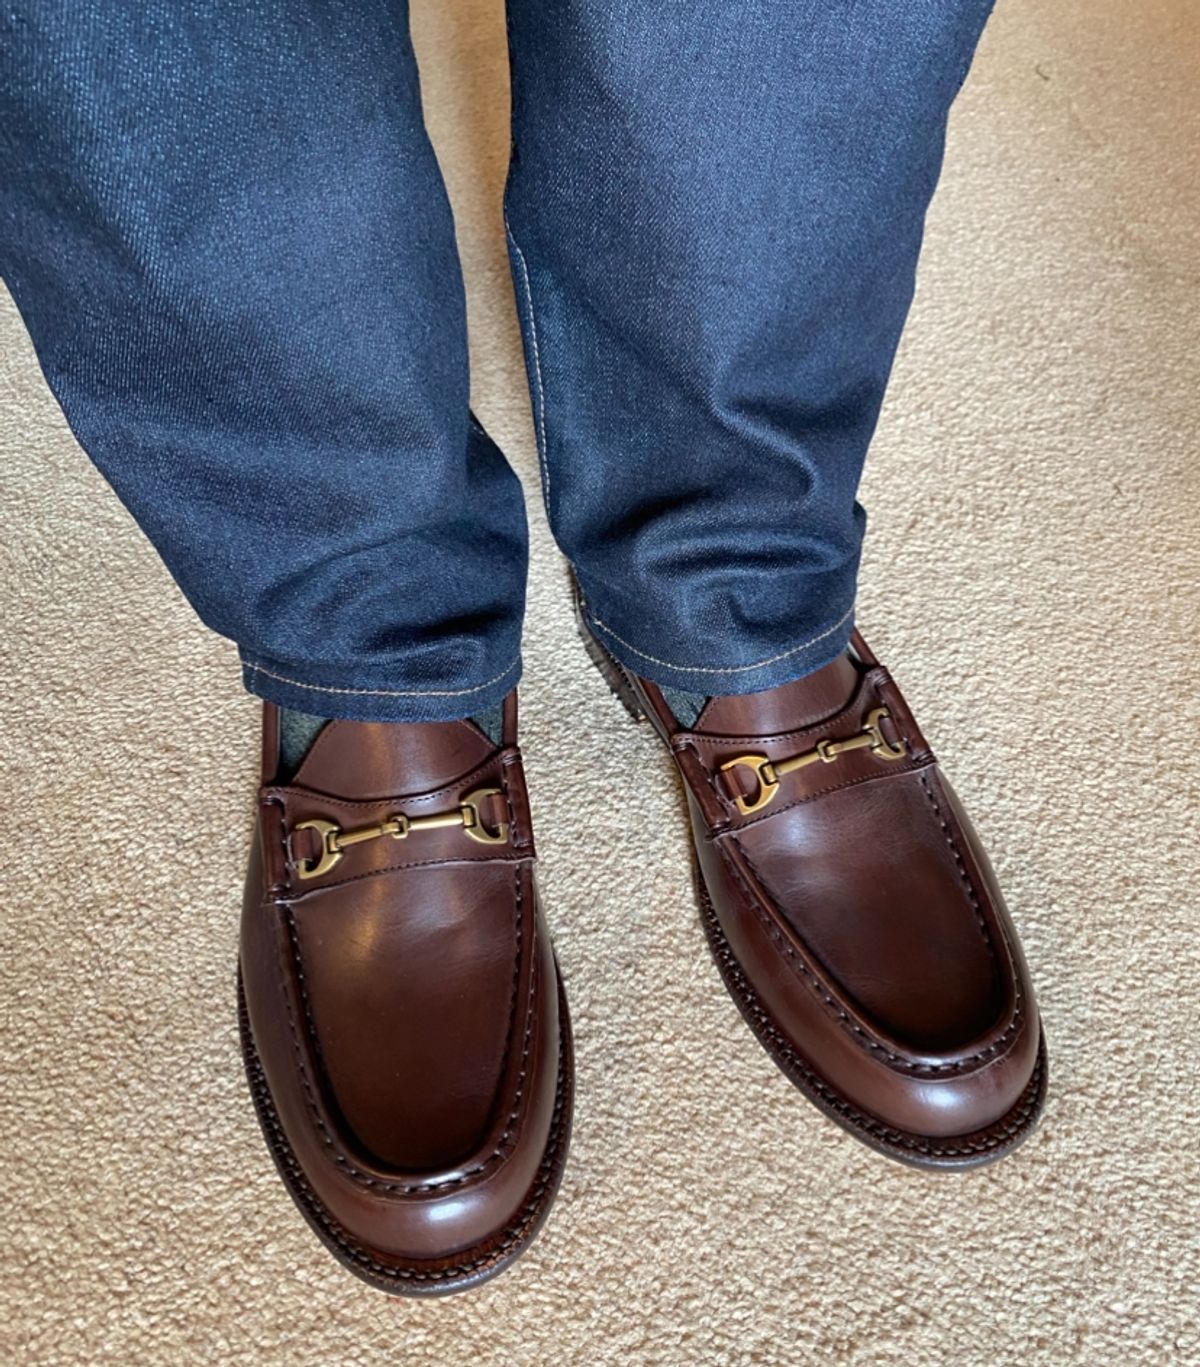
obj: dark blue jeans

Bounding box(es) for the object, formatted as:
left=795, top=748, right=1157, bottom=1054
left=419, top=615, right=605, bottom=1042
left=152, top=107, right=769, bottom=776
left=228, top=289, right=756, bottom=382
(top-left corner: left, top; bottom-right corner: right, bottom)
left=0, top=1, right=993, bottom=721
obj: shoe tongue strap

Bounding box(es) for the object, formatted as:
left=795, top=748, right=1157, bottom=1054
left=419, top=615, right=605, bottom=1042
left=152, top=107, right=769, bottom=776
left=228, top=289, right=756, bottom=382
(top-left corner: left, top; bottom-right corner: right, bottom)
left=290, top=717, right=497, bottom=801
left=693, top=652, right=860, bottom=736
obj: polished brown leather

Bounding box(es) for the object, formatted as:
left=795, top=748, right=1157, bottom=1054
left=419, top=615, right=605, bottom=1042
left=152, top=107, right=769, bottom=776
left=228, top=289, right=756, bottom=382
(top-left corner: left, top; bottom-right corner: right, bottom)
left=238, top=691, right=571, bottom=1293
left=582, top=620, right=1046, bottom=1167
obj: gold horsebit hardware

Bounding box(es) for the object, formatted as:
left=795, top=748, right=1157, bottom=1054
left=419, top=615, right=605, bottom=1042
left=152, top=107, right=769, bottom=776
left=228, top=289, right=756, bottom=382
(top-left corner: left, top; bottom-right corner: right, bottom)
left=293, top=787, right=508, bottom=881
left=719, top=707, right=907, bottom=816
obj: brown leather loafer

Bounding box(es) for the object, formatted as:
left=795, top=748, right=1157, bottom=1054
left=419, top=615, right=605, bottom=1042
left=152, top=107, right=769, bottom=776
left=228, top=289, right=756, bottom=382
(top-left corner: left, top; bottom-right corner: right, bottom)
left=579, top=610, right=1046, bottom=1169
left=238, top=692, right=572, bottom=1293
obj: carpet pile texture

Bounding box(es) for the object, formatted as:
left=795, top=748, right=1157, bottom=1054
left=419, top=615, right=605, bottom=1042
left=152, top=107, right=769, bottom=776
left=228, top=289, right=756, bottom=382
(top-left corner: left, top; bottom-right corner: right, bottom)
left=2, top=1, right=1197, bottom=1362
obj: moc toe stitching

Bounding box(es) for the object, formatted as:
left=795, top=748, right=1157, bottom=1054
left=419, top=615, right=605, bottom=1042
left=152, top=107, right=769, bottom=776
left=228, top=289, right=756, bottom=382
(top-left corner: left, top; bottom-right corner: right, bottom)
left=277, top=868, right=537, bottom=1196
left=239, top=698, right=571, bottom=1293
left=696, top=874, right=1046, bottom=1166
left=722, top=835, right=1025, bottom=1078
left=239, top=971, right=572, bottom=1292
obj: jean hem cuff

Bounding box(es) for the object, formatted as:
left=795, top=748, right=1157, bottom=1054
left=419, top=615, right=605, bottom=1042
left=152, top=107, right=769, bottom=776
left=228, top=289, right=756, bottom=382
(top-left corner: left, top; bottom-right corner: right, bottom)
left=239, top=652, right=522, bottom=723
left=581, top=600, right=856, bottom=697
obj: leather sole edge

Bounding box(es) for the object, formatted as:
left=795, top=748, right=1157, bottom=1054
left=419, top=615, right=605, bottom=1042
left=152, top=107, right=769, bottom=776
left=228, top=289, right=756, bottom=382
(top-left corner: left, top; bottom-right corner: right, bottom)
left=694, top=869, right=1047, bottom=1170
left=236, top=963, right=574, bottom=1296
left=574, top=588, right=1049, bottom=1170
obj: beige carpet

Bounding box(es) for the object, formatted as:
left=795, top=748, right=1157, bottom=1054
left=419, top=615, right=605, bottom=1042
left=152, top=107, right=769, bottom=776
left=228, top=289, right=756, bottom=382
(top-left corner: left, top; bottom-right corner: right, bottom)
left=3, top=1, right=1198, bottom=1362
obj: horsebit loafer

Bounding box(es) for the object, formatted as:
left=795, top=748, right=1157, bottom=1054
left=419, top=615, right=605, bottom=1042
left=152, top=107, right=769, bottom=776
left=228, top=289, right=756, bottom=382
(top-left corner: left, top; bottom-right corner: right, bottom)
left=238, top=691, right=572, bottom=1294
left=580, top=609, right=1046, bottom=1168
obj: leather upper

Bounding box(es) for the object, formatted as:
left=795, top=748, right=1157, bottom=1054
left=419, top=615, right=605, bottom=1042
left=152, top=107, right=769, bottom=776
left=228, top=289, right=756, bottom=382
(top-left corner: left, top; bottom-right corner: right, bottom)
left=625, top=631, right=1043, bottom=1154
left=239, top=692, right=565, bottom=1272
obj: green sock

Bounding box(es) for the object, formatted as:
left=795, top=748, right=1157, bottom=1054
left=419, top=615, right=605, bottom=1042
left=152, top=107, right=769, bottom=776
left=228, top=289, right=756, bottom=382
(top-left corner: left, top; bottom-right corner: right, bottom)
left=660, top=687, right=708, bottom=728
left=276, top=704, right=506, bottom=781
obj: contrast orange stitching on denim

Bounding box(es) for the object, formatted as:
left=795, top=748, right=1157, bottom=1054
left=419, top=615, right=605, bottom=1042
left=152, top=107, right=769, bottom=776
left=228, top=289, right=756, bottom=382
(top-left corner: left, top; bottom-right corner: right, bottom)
left=505, top=223, right=551, bottom=508
left=585, top=600, right=855, bottom=675
left=245, top=656, right=519, bottom=700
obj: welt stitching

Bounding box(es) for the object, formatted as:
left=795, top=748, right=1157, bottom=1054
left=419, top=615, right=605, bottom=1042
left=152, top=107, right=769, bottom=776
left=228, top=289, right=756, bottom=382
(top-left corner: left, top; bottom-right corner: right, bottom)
left=916, top=771, right=999, bottom=962
left=726, top=839, right=1021, bottom=1074
left=244, top=1013, right=569, bottom=1284
left=244, top=656, right=519, bottom=700
left=698, top=880, right=1043, bottom=1157
left=277, top=865, right=536, bottom=1195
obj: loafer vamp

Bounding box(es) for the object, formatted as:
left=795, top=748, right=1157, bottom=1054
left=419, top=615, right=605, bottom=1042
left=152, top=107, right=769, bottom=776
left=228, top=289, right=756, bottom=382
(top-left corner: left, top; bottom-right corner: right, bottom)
left=238, top=694, right=571, bottom=1292
left=288, top=861, right=532, bottom=1174
left=576, top=596, right=1046, bottom=1167
left=728, top=768, right=1007, bottom=1053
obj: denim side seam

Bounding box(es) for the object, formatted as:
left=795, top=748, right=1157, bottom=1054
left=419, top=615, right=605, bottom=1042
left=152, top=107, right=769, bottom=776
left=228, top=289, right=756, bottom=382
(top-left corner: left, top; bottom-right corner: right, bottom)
left=504, top=221, right=551, bottom=514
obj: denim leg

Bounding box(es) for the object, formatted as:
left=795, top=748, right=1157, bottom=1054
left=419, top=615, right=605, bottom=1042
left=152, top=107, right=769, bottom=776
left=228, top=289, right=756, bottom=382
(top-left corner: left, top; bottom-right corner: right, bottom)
left=0, top=3, right=528, bottom=721
left=505, top=0, right=994, bottom=694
